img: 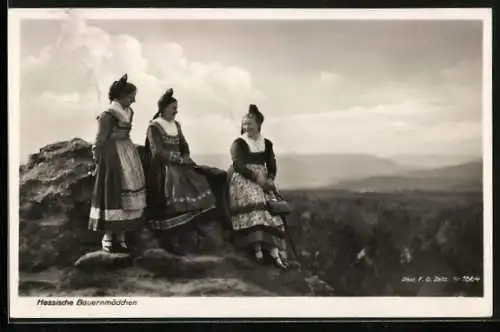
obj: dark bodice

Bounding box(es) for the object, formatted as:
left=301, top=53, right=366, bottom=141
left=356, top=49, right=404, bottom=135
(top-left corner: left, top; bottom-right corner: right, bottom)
left=93, top=109, right=134, bottom=160
left=157, top=130, right=182, bottom=153
left=236, top=150, right=268, bottom=165
left=230, top=137, right=277, bottom=182
left=146, top=120, right=191, bottom=164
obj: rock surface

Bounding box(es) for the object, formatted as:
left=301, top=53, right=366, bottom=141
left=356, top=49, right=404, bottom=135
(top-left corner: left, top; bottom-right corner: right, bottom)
left=135, top=248, right=224, bottom=279
left=18, top=139, right=484, bottom=297
left=305, top=275, right=335, bottom=296
left=74, top=251, right=133, bottom=271
left=19, top=139, right=328, bottom=297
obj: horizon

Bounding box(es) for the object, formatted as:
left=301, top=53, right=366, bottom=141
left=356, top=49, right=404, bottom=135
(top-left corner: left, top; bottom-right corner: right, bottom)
left=20, top=135, right=482, bottom=167
left=20, top=134, right=482, bottom=191
left=22, top=136, right=481, bottom=160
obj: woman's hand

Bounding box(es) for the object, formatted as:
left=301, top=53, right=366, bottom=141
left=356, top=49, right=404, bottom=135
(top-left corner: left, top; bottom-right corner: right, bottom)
left=256, top=173, right=267, bottom=187
left=182, top=156, right=196, bottom=166
left=88, top=163, right=97, bottom=176
left=256, top=174, right=273, bottom=192
left=262, top=178, right=275, bottom=192
left=91, top=145, right=97, bottom=161
left=89, top=145, right=99, bottom=176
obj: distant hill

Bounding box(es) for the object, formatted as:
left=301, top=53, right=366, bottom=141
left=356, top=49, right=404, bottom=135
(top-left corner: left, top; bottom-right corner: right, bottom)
left=332, top=161, right=482, bottom=192
left=275, top=154, right=418, bottom=189
left=386, top=153, right=481, bottom=169
left=192, top=153, right=483, bottom=192
left=192, top=153, right=415, bottom=190
left=400, top=161, right=482, bottom=179
left=191, top=154, right=231, bottom=171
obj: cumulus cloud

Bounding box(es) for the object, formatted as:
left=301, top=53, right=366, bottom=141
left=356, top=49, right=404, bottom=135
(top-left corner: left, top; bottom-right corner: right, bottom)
left=20, top=18, right=263, bottom=159
left=18, top=19, right=484, bottom=162
left=263, top=100, right=481, bottom=156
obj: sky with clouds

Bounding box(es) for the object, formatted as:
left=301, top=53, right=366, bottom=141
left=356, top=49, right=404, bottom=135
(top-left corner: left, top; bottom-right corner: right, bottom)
left=19, top=18, right=484, bottom=161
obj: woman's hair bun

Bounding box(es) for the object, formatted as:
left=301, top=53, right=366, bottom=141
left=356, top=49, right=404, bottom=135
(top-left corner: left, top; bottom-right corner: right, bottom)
left=165, top=88, right=174, bottom=98
left=247, top=103, right=264, bottom=125
left=119, top=73, right=128, bottom=83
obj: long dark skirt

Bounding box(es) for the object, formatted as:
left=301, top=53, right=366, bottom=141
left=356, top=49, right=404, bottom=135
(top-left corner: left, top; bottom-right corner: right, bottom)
left=145, top=158, right=222, bottom=231
left=89, top=138, right=146, bottom=232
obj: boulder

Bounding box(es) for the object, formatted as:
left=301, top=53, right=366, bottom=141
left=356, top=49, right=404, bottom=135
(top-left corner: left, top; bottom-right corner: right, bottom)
left=19, top=139, right=229, bottom=271
left=135, top=248, right=223, bottom=279
left=74, top=250, right=133, bottom=271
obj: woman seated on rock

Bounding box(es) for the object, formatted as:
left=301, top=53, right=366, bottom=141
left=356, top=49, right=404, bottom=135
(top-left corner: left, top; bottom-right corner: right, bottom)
left=227, top=104, right=289, bottom=269
left=88, top=74, right=146, bottom=253
left=143, top=88, right=225, bottom=254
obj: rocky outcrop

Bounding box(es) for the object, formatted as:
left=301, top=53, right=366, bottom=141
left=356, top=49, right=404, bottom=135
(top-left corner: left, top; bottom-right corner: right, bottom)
left=18, top=139, right=483, bottom=297
left=18, top=139, right=329, bottom=297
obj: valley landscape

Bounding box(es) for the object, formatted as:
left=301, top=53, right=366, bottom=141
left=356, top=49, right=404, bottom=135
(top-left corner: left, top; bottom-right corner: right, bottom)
left=193, top=151, right=482, bottom=192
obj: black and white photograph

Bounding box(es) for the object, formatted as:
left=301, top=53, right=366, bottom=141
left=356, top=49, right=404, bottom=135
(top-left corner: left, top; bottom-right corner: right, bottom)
left=8, top=8, right=492, bottom=319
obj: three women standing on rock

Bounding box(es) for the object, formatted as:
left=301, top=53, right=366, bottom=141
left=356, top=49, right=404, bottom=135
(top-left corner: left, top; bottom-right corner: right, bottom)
left=89, top=75, right=290, bottom=270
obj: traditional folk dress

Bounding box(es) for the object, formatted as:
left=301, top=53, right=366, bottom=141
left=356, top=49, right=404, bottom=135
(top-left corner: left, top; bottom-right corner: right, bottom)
left=88, top=101, right=147, bottom=232
left=228, top=133, right=286, bottom=251
left=144, top=118, right=217, bottom=231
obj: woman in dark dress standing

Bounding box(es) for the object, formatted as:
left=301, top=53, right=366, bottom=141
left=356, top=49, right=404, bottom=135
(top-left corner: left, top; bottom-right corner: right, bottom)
left=88, top=74, right=146, bottom=253
left=227, top=104, right=288, bottom=269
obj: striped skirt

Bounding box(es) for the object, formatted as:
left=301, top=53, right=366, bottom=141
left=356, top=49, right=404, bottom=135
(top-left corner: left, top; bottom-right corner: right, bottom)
left=146, top=160, right=217, bottom=231
left=89, top=138, right=146, bottom=232
left=228, top=164, right=286, bottom=251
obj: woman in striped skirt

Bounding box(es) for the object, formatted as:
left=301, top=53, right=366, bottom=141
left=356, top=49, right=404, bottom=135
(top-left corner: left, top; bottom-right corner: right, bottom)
left=227, top=104, right=289, bottom=269
left=143, top=88, right=219, bottom=254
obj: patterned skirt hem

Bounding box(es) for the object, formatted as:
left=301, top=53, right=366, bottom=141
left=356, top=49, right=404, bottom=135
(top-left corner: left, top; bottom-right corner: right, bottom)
left=230, top=203, right=268, bottom=216
left=122, top=186, right=147, bottom=194
left=148, top=205, right=216, bottom=231
left=231, top=209, right=285, bottom=231
left=166, top=189, right=213, bottom=204
left=232, top=226, right=286, bottom=251
left=166, top=195, right=216, bottom=212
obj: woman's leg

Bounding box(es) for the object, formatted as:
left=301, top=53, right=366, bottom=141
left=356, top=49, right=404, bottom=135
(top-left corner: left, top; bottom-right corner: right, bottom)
left=279, top=239, right=289, bottom=263
left=270, top=247, right=279, bottom=259
left=280, top=249, right=288, bottom=262
left=115, top=231, right=126, bottom=245
left=254, top=243, right=264, bottom=261
left=270, top=247, right=288, bottom=269
left=101, top=231, right=113, bottom=252
left=115, top=231, right=130, bottom=253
